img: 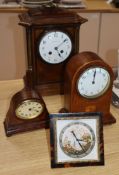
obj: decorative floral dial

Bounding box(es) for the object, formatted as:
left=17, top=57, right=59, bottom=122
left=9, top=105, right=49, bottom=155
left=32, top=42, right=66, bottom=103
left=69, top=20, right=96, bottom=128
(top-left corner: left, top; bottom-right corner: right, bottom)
left=15, top=100, right=43, bottom=120
left=39, top=31, right=72, bottom=64
left=59, top=122, right=95, bottom=158
left=77, top=67, right=110, bottom=98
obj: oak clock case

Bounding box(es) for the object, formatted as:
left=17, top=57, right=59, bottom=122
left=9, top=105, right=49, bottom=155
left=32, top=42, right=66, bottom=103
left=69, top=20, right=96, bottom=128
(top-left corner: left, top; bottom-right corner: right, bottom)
left=18, top=8, right=87, bottom=95
left=4, top=89, right=49, bottom=137
left=63, top=51, right=116, bottom=124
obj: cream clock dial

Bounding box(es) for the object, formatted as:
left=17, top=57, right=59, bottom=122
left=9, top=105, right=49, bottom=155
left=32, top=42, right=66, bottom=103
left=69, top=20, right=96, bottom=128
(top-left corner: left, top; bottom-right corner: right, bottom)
left=15, top=100, right=43, bottom=120
left=59, top=122, right=95, bottom=158
left=39, top=31, right=72, bottom=64
left=77, top=67, right=110, bottom=98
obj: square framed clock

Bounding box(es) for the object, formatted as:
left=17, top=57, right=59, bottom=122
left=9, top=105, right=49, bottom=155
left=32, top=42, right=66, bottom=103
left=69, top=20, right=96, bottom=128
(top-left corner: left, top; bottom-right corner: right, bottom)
left=19, top=7, right=87, bottom=95
left=50, top=112, right=104, bottom=168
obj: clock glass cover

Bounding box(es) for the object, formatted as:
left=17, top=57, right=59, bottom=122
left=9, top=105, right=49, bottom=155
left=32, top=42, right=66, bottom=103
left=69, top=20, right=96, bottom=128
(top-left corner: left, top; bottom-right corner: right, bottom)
left=59, top=122, right=95, bottom=158
left=39, top=31, right=72, bottom=64
left=15, top=100, right=43, bottom=120
left=77, top=67, right=110, bottom=98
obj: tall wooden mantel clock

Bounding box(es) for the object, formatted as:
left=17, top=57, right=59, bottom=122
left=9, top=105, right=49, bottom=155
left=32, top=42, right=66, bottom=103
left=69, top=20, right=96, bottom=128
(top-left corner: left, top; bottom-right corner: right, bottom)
left=19, top=8, right=87, bottom=95
left=4, top=8, right=87, bottom=136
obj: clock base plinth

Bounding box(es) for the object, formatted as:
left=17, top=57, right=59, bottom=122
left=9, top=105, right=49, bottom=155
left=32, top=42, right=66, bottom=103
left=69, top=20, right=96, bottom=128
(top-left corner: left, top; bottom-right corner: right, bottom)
left=4, top=119, right=49, bottom=137
left=4, top=88, right=49, bottom=137
left=103, top=113, right=116, bottom=125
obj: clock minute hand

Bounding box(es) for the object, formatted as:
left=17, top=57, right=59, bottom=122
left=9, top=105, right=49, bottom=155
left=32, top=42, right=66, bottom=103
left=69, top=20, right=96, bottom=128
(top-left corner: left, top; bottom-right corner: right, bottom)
left=55, top=38, right=68, bottom=50
left=71, top=131, right=85, bottom=152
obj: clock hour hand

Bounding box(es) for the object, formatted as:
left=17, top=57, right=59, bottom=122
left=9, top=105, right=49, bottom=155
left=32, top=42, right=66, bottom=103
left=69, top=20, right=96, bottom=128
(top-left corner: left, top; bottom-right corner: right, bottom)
left=92, top=69, right=96, bottom=84
left=55, top=47, right=63, bottom=59
left=76, top=139, right=87, bottom=143
left=71, top=131, right=85, bottom=152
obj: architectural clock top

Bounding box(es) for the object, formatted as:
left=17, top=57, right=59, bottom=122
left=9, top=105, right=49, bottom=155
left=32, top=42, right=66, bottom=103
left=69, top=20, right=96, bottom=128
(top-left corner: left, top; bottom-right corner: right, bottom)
left=19, top=8, right=87, bottom=26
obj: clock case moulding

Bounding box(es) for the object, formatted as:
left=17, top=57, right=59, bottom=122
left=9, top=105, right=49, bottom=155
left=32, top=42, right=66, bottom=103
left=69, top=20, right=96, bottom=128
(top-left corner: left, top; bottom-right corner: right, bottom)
left=18, top=7, right=87, bottom=96
left=61, top=51, right=116, bottom=124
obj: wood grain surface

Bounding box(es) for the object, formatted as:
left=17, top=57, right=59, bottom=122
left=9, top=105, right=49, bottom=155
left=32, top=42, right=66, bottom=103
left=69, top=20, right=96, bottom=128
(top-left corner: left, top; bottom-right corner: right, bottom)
left=0, top=79, right=119, bottom=175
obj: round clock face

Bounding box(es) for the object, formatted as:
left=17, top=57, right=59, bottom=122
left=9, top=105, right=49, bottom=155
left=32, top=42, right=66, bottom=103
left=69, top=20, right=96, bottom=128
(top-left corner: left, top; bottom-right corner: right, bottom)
left=59, top=122, right=95, bottom=158
left=39, top=31, right=72, bottom=64
left=15, top=100, right=44, bottom=120
left=77, top=67, right=110, bottom=98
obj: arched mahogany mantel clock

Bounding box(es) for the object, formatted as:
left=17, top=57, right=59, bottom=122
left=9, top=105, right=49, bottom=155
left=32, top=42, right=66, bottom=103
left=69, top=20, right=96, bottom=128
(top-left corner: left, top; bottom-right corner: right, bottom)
left=4, top=8, right=87, bottom=136
left=4, top=88, right=49, bottom=136
left=62, top=52, right=116, bottom=124
left=18, top=7, right=87, bottom=95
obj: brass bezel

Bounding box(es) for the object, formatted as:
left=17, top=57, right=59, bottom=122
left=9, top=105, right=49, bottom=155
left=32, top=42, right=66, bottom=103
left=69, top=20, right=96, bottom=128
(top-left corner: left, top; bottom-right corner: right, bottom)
left=15, top=99, right=44, bottom=120
left=77, top=67, right=111, bottom=99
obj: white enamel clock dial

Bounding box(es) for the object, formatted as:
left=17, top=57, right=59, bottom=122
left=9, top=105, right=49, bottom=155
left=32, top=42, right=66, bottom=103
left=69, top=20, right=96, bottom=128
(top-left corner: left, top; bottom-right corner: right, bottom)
left=15, top=100, right=43, bottom=120
left=59, top=122, right=95, bottom=158
left=77, top=67, right=110, bottom=98
left=39, top=31, right=72, bottom=64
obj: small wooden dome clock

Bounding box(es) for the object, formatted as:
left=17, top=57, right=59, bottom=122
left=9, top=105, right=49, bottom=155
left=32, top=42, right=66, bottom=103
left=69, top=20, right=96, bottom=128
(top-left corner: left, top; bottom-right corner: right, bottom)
left=4, top=88, right=49, bottom=136
left=62, top=51, right=116, bottom=124
left=18, top=8, right=87, bottom=95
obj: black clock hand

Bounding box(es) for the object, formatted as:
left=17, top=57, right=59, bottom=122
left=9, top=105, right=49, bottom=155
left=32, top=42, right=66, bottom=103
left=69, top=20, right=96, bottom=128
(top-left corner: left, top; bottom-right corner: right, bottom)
left=77, top=139, right=87, bottom=143
left=55, top=48, right=63, bottom=59
left=92, top=69, right=96, bottom=84
left=71, top=131, right=85, bottom=152
left=54, top=38, right=68, bottom=50
left=29, top=108, right=38, bottom=113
